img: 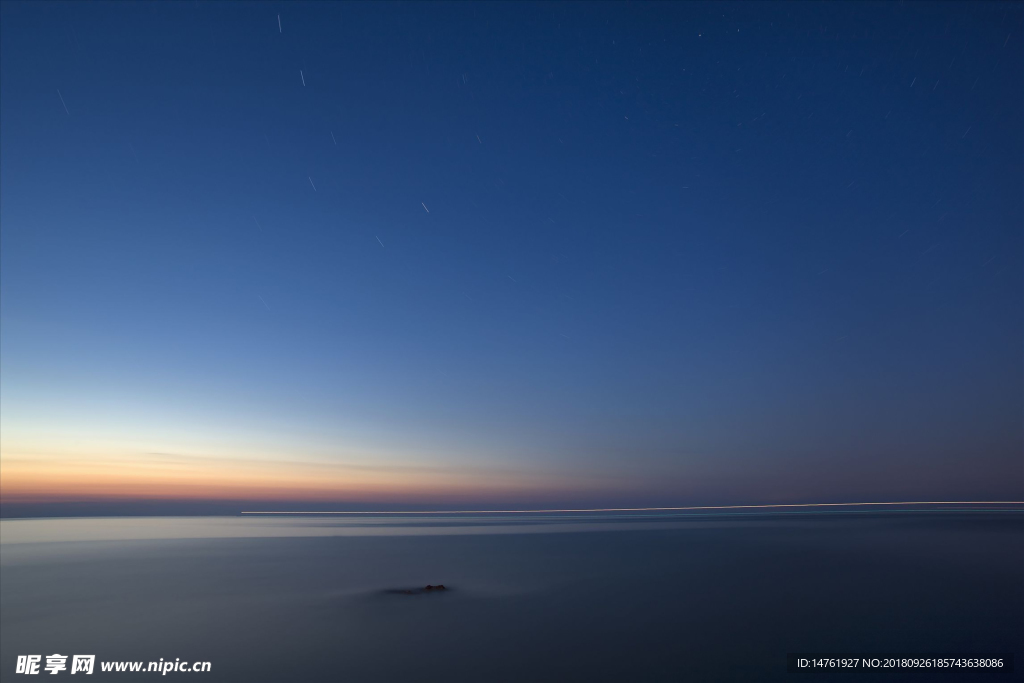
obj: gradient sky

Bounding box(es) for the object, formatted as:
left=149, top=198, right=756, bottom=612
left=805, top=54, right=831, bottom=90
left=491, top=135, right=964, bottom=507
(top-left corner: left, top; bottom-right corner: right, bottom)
left=1, top=1, right=1021, bottom=513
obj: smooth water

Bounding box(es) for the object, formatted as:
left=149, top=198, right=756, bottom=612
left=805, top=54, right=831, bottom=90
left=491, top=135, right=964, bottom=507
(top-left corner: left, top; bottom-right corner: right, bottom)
left=1, top=512, right=1020, bottom=681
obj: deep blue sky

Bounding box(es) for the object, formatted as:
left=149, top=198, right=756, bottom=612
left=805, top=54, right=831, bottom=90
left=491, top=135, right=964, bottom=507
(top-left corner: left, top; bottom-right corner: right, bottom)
left=1, top=1, right=1021, bottom=510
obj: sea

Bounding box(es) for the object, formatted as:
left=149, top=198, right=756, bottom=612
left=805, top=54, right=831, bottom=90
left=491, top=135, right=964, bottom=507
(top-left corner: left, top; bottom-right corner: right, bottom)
left=1, top=511, right=1020, bottom=681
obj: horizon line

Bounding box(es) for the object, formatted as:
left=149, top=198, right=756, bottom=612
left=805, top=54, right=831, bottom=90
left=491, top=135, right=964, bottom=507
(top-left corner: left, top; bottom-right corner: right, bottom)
left=240, top=501, right=1024, bottom=515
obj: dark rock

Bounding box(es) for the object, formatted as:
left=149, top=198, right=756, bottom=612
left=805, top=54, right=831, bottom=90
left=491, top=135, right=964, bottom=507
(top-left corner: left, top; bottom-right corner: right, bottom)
left=384, top=584, right=449, bottom=596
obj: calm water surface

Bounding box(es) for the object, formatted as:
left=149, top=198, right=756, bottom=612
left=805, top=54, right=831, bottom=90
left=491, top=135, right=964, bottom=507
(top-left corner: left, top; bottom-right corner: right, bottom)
left=1, top=512, right=1020, bottom=681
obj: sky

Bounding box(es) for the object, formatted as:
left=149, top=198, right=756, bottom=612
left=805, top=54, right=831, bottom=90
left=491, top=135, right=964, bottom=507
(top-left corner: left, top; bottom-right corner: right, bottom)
left=1, top=1, right=1021, bottom=515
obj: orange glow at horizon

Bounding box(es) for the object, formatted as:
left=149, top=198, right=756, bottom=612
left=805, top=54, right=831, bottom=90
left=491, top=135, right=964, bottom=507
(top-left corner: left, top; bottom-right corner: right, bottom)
left=0, top=446, right=615, bottom=504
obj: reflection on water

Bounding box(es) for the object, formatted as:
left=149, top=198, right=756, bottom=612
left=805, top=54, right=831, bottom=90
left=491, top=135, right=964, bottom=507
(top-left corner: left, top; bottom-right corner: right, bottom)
left=1, top=512, right=743, bottom=544
left=1, top=513, right=1021, bottom=681
left=3, top=509, right=1019, bottom=544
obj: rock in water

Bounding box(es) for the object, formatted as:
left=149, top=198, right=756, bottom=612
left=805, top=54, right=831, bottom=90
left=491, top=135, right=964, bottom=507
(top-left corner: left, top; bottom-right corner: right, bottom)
left=384, top=584, right=449, bottom=596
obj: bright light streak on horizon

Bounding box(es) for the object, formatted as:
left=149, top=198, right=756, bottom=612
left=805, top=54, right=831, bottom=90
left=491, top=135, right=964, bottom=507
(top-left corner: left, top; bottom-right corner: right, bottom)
left=241, top=501, right=1024, bottom=515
